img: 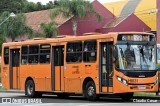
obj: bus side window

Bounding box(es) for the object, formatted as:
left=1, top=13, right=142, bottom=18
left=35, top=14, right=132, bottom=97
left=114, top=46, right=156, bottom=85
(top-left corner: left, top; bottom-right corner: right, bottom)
left=40, top=44, right=51, bottom=64
left=4, top=47, right=9, bottom=64
left=66, top=41, right=82, bottom=63
left=28, top=45, right=39, bottom=64
left=83, top=40, right=97, bottom=62
left=21, top=46, right=28, bottom=64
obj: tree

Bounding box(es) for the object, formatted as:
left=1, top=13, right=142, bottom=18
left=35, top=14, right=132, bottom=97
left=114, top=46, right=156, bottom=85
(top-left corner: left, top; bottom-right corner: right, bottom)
left=0, top=0, right=26, bottom=14
left=50, top=0, right=102, bottom=36
left=0, top=12, right=32, bottom=41
left=0, top=35, right=5, bottom=55
left=40, top=22, right=59, bottom=38
left=46, top=1, right=55, bottom=9
left=0, top=0, right=54, bottom=14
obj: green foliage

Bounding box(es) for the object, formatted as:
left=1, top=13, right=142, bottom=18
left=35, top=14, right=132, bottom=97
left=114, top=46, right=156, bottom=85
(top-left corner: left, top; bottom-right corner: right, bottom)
left=0, top=36, right=5, bottom=55
left=0, top=0, right=25, bottom=14
left=0, top=0, right=55, bottom=14
left=50, top=0, right=102, bottom=36
left=156, top=63, right=160, bottom=83
left=0, top=87, right=7, bottom=91
left=157, top=63, right=160, bottom=71
left=0, top=0, right=56, bottom=41
left=134, top=93, right=157, bottom=97
left=28, top=31, right=43, bottom=39
left=0, top=12, right=32, bottom=41
left=40, top=22, right=59, bottom=38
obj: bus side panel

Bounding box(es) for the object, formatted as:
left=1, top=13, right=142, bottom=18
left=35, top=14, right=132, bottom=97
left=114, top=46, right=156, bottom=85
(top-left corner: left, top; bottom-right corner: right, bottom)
left=55, top=66, right=61, bottom=91
left=20, top=64, right=51, bottom=92
left=61, top=66, right=64, bottom=91
left=83, top=63, right=99, bottom=94
left=12, top=67, right=17, bottom=89
left=1, top=64, right=10, bottom=89
left=1, top=46, right=10, bottom=90
left=64, top=64, right=83, bottom=93
left=63, top=62, right=99, bottom=94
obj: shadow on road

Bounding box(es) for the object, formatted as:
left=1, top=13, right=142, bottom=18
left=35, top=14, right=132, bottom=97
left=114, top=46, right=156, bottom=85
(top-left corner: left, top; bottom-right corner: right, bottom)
left=12, top=95, right=133, bottom=103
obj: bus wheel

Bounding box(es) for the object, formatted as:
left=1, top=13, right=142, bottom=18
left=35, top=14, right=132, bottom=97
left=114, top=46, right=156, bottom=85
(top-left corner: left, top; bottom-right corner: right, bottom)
left=120, top=93, right=133, bottom=101
left=25, top=80, right=42, bottom=97
left=84, top=81, right=98, bottom=101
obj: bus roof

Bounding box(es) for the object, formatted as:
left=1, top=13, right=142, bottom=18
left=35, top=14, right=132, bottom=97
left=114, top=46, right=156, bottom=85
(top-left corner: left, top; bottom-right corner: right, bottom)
left=3, top=32, right=154, bottom=46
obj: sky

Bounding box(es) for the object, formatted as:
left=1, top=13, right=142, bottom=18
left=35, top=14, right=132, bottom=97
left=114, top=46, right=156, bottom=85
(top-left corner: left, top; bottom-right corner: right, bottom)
left=27, top=0, right=122, bottom=4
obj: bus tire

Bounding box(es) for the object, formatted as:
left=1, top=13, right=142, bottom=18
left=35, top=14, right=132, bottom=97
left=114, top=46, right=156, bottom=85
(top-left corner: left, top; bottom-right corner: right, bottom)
left=25, top=80, right=42, bottom=98
left=120, top=93, right=133, bottom=101
left=84, top=81, right=98, bottom=101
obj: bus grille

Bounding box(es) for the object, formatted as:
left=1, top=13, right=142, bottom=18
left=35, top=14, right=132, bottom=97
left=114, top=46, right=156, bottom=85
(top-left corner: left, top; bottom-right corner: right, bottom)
left=125, top=71, right=157, bottom=78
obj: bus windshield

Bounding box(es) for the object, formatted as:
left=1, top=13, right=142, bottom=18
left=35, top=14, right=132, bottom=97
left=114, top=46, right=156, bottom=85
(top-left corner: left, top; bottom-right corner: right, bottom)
left=116, top=44, right=156, bottom=70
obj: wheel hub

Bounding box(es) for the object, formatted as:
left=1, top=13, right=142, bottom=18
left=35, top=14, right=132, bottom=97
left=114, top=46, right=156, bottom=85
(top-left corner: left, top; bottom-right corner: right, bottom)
left=27, top=85, right=33, bottom=95
left=87, top=86, right=95, bottom=96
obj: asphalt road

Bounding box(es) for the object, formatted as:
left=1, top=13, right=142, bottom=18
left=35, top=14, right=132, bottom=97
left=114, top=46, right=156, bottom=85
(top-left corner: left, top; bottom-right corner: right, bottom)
left=0, top=92, right=124, bottom=103
left=0, top=92, right=160, bottom=105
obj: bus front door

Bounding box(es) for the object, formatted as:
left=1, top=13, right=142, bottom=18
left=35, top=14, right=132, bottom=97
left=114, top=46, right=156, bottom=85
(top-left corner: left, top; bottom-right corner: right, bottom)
left=10, top=49, right=20, bottom=89
left=100, top=42, right=113, bottom=93
left=52, top=46, right=64, bottom=91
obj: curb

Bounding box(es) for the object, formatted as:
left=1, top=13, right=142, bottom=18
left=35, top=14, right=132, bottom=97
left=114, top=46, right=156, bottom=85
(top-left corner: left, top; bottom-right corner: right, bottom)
left=0, top=90, right=24, bottom=93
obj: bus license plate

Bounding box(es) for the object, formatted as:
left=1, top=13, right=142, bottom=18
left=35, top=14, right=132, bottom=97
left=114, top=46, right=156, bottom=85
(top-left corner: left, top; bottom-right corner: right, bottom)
left=138, top=86, right=146, bottom=90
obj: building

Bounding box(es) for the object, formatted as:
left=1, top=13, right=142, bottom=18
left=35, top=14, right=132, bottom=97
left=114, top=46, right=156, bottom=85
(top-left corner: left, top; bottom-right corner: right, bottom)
left=12, top=0, right=154, bottom=41
left=25, top=0, right=114, bottom=37
left=104, top=0, right=156, bottom=32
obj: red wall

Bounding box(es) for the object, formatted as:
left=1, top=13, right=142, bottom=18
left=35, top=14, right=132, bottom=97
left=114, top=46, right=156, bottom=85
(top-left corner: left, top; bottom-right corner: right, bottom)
left=157, top=0, right=160, bottom=43
left=58, top=0, right=114, bottom=36
left=98, top=14, right=151, bottom=33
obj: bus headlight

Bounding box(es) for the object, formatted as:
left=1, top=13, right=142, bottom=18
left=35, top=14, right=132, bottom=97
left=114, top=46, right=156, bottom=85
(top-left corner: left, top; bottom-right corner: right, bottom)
left=154, top=77, right=158, bottom=85
left=117, top=76, right=128, bottom=86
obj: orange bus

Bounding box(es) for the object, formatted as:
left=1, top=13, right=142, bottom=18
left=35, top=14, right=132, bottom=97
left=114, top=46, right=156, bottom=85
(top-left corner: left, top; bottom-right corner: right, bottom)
left=1, top=32, right=158, bottom=101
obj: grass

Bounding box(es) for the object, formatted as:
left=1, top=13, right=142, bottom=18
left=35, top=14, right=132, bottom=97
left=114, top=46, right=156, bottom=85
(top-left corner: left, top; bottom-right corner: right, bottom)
left=134, top=92, right=160, bottom=97
left=0, top=86, right=7, bottom=91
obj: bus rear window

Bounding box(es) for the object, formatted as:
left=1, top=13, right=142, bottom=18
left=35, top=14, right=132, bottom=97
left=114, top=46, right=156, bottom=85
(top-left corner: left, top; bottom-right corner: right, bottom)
left=4, top=47, right=9, bottom=64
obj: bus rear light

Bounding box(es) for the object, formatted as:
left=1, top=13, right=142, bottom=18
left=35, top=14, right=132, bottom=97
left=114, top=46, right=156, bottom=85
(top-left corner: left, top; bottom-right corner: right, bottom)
left=116, top=76, right=128, bottom=86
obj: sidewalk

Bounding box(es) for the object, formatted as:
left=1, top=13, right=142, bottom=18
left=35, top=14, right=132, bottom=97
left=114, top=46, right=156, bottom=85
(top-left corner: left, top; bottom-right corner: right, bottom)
left=0, top=89, right=24, bottom=93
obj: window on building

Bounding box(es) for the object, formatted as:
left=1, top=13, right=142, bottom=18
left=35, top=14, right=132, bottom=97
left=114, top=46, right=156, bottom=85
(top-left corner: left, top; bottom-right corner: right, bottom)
left=21, top=46, right=28, bottom=64
left=66, top=41, right=82, bottom=63
left=83, top=40, right=97, bottom=62
left=28, top=45, right=39, bottom=64
left=40, top=44, right=50, bottom=63
left=4, top=47, right=9, bottom=64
